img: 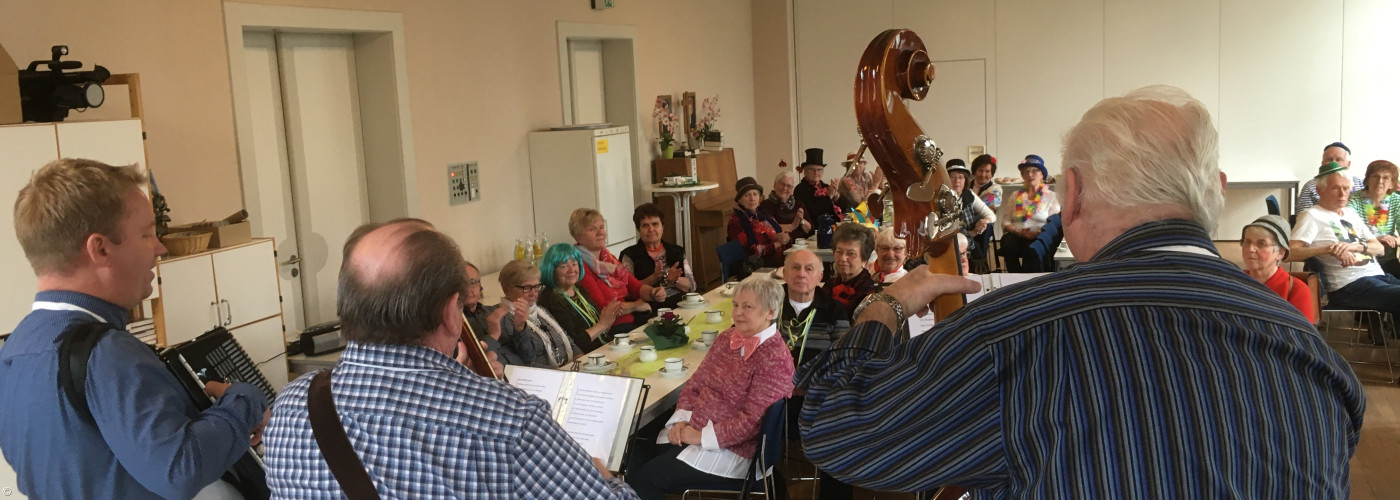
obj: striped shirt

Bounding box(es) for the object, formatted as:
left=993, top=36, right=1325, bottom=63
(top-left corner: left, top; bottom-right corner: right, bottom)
left=265, top=341, right=637, bottom=499
left=795, top=219, right=1365, bottom=498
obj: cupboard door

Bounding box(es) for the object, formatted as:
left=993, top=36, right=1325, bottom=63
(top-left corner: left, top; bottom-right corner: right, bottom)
left=0, top=124, right=59, bottom=335
left=212, top=240, right=282, bottom=330
left=158, top=255, right=219, bottom=345
left=230, top=316, right=288, bottom=391
left=54, top=119, right=146, bottom=168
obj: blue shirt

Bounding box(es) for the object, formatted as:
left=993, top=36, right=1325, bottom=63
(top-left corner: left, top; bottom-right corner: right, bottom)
left=264, top=341, right=638, bottom=499
left=796, top=220, right=1366, bottom=498
left=0, top=290, right=267, bottom=499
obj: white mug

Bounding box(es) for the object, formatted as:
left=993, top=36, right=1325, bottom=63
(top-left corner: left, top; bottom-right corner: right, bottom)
left=614, top=335, right=631, bottom=346
left=701, top=330, right=718, bottom=345
left=684, top=293, right=702, bottom=304
left=664, top=357, right=683, bottom=373
left=639, top=346, right=657, bottom=362
left=588, top=353, right=605, bottom=365
left=705, top=310, right=723, bottom=324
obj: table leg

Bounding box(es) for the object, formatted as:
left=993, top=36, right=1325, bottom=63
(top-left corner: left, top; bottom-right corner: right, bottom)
left=679, top=193, right=694, bottom=265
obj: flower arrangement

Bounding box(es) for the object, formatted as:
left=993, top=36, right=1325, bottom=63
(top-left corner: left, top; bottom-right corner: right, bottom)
left=643, top=311, right=690, bottom=350
left=693, top=95, right=721, bottom=143
left=653, top=96, right=681, bottom=151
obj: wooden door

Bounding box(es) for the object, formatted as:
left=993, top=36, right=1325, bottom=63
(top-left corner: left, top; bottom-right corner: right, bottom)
left=212, top=240, right=283, bottom=330
left=158, top=255, right=219, bottom=345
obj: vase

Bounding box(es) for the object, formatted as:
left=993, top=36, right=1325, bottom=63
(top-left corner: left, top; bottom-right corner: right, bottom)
left=662, top=143, right=675, bottom=159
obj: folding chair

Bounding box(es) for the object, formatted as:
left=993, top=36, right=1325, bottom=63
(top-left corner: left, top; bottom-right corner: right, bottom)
left=681, top=399, right=789, bottom=499
left=1306, top=265, right=1399, bottom=383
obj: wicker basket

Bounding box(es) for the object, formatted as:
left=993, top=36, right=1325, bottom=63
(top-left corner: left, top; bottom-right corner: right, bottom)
left=161, top=231, right=212, bottom=257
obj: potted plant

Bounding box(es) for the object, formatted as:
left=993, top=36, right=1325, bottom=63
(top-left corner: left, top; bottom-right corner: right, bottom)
left=643, top=311, right=691, bottom=350
left=653, top=96, right=681, bottom=159
left=695, top=96, right=722, bottom=150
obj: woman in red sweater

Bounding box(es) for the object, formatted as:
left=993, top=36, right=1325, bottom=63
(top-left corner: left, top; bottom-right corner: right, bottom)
left=570, top=208, right=667, bottom=334
left=626, top=275, right=795, bottom=500
left=1241, top=215, right=1316, bottom=323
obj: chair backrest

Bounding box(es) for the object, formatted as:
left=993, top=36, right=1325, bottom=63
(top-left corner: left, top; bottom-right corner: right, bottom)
left=717, top=241, right=747, bottom=282
left=756, top=398, right=788, bottom=469
left=1026, top=214, right=1064, bottom=271
left=1265, top=195, right=1281, bottom=216
left=1289, top=271, right=1322, bottom=326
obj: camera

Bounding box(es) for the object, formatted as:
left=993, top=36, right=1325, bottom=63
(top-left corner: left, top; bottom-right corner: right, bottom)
left=18, top=45, right=110, bottom=123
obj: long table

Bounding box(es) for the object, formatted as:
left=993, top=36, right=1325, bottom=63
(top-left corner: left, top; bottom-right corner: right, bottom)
left=289, top=279, right=733, bottom=427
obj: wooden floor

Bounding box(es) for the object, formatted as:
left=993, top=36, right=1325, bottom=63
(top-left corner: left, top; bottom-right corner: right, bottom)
left=1349, top=381, right=1400, bottom=500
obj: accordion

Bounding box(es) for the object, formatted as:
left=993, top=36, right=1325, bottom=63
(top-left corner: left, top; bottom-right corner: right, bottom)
left=158, top=326, right=275, bottom=499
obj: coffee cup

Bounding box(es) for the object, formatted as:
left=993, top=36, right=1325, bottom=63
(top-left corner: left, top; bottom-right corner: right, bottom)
left=656, top=307, right=673, bottom=316
left=705, top=310, right=722, bottom=324
left=683, top=293, right=702, bottom=304
left=614, top=335, right=631, bottom=346
left=664, top=358, right=683, bottom=373
left=639, top=345, right=657, bottom=362
left=701, top=330, right=718, bottom=345
left=588, top=353, right=605, bottom=365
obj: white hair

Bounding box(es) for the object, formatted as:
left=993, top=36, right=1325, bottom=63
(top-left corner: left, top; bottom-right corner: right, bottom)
left=1061, top=85, right=1223, bottom=232
left=875, top=226, right=905, bottom=248
left=733, top=274, right=784, bottom=317
left=773, top=170, right=798, bottom=186
left=1319, top=172, right=1353, bottom=189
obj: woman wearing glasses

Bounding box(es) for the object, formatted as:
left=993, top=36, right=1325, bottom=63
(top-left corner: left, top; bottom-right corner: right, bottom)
left=538, top=244, right=626, bottom=352
left=571, top=208, right=668, bottom=334
left=496, top=259, right=584, bottom=368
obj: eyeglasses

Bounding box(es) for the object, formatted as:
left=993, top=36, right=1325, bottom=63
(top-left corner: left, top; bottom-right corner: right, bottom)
left=515, top=283, right=545, bottom=292
left=466, top=278, right=482, bottom=287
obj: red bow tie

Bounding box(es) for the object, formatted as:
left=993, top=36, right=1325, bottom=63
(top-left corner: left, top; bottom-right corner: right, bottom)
left=728, top=330, right=762, bottom=360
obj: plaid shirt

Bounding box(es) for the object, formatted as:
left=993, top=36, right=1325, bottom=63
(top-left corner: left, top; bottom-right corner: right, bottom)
left=265, top=341, right=637, bottom=499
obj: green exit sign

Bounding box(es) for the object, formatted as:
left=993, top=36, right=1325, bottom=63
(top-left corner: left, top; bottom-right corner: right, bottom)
left=592, top=0, right=614, bottom=10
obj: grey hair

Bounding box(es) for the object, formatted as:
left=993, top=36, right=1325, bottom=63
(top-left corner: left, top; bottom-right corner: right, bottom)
left=773, top=170, right=798, bottom=185
left=732, top=274, right=784, bottom=318
left=1061, top=85, right=1223, bottom=232
left=1320, top=172, right=1353, bottom=189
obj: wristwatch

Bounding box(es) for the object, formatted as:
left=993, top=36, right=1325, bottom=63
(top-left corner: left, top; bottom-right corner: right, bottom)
left=853, top=292, right=906, bottom=331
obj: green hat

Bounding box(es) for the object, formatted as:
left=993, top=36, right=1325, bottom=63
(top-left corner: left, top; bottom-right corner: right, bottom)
left=1315, top=161, right=1346, bottom=179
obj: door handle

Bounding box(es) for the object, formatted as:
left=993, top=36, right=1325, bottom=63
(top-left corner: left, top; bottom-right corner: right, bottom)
left=220, top=299, right=233, bottom=326
left=281, top=254, right=301, bottom=266
left=210, top=301, right=220, bottom=328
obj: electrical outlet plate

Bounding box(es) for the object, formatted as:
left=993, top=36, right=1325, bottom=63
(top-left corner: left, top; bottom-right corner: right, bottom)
left=448, top=162, right=477, bottom=206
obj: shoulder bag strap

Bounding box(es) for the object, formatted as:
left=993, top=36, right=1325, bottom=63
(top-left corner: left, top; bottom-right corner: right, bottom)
left=308, top=369, right=382, bottom=500
left=56, top=322, right=114, bottom=426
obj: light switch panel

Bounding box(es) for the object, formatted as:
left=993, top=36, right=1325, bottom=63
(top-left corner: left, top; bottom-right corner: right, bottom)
left=448, top=162, right=476, bottom=206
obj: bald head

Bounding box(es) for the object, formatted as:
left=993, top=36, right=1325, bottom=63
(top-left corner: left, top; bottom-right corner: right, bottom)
left=338, top=221, right=468, bottom=346
left=784, top=249, right=823, bottom=298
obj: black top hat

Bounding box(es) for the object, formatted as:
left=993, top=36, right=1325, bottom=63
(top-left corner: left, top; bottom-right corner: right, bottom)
left=801, top=148, right=826, bottom=168
left=734, top=176, right=764, bottom=203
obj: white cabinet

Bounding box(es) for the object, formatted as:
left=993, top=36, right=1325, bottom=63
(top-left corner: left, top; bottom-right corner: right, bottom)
left=0, top=120, right=145, bottom=335
left=232, top=316, right=289, bottom=391
left=527, top=126, right=637, bottom=252
left=157, top=239, right=283, bottom=345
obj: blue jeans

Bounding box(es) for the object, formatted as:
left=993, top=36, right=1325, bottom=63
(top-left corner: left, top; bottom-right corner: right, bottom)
left=1329, top=274, right=1400, bottom=316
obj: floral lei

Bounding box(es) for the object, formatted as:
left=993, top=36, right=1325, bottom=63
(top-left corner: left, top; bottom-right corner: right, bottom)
left=1364, top=201, right=1389, bottom=230
left=1014, top=186, right=1045, bottom=221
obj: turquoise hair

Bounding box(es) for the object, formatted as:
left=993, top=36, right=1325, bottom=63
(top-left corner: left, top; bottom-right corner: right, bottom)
left=539, top=243, right=587, bottom=290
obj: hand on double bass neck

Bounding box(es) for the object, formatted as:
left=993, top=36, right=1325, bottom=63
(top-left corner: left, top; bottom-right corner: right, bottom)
left=855, top=266, right=981, bottom=332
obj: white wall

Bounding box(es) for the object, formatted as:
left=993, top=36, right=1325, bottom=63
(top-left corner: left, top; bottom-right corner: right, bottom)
left=792, top=0, right=1400, bottom=236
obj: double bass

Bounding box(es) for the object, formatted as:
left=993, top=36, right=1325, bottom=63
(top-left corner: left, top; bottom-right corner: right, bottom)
left=855, top=29, right=967, bottom=322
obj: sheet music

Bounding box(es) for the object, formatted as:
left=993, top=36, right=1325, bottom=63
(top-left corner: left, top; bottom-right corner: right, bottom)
left=906, top=310, right=937, bottom=338
left=560, top=373, right=634, bottom=462
left=503, top=366, right=641, bottom=469
left=963, top=273, right=1051, bottom=303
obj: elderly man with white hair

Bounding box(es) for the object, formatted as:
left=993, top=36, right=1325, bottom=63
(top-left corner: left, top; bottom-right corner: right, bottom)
left=795, top=86, right=1364, bottom=498
left=1290, top=162, right=1400, bottom=330
left=760, top=170, right=812, bottom=239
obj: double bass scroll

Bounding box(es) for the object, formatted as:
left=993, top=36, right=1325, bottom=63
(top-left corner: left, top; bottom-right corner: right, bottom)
left=854, top=29, right=966, bottom=322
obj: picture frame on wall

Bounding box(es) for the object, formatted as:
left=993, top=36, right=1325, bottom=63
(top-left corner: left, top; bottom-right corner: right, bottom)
left=682, top=91, right=697, bottom=149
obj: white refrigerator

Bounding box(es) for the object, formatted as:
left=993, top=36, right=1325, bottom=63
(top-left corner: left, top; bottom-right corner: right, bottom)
left=527, top=126, right=636, bottom=252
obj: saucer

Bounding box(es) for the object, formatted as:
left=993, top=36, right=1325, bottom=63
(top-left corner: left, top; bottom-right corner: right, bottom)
left=719, top=288, right=735, bottom=297
left=691, top=340, right=710, bottom=350
left=610, top=342, right=633, bottom=351
left=580, top=360, right=617, bottom=373
left=677, top=299, right=709, bottom=309
left=659, top=365, right=690, bottom=378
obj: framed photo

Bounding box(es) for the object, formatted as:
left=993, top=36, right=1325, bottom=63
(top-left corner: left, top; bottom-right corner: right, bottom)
left=968, top=145, right=985, bottom=160
left=682, top=92, right=697, bottom=148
